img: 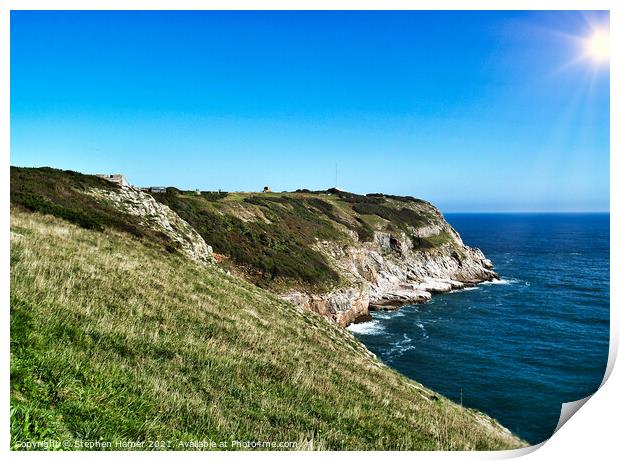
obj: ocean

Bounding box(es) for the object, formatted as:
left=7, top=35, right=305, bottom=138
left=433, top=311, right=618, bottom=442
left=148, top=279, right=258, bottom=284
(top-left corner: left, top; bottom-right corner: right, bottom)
left=348, top=213, right=609, bottom=444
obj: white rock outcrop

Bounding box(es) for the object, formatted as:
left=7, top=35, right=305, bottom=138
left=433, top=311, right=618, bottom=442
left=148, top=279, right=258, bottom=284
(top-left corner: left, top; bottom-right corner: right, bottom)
left=88, top=186, right=214, bottom=265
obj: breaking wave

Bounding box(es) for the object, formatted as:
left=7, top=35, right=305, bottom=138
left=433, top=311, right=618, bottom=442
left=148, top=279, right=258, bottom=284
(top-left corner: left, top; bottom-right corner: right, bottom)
left=347, top=320, right=385, bottom=335
left=480, top=277, right=519, bottom=286
left=371, top=310, right=405, bottom=320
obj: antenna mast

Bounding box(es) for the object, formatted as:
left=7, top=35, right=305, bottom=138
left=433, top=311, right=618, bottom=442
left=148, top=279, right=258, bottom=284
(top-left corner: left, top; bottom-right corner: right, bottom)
left=335, top=162, right=338, bottom=189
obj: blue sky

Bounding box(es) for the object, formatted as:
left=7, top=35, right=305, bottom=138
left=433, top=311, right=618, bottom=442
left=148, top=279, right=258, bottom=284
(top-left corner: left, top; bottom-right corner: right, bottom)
left=11, top=11, right=609, bottom=212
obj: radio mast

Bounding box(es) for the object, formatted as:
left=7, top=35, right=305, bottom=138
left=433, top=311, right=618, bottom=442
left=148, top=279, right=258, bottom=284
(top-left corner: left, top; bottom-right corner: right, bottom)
left=335, top=162, right=338, bottom=190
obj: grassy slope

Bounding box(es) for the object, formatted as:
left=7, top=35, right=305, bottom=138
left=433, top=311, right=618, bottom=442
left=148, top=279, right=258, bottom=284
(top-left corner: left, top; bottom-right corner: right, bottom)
left=10, top=166, right=183, bottom=255
left=10, top=210, right=524, bottom=451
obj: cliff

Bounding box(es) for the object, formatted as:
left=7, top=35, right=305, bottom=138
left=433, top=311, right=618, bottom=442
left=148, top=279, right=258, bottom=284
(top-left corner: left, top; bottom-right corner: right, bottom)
left=10, top=167, right=496, bottom=327
left=282, top=215, right=496, bottom=326
left=87, top=186, right=214, bottom=265
left=152, top=188, right=497, bottom=326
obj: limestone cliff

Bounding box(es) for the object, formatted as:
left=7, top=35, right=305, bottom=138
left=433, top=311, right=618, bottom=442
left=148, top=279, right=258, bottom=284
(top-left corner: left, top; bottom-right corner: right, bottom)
left=282, top=206, right=497, bottom=326
left=150, top=187, right=497, bottom=326
left=88, top=186, right=214, bottom=265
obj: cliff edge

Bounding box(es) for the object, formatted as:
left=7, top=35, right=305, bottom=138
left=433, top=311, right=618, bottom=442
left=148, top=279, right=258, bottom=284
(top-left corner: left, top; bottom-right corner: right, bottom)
left=10, top=166, right=496, bottom=327
left=153, top=187, right=497, bottom=326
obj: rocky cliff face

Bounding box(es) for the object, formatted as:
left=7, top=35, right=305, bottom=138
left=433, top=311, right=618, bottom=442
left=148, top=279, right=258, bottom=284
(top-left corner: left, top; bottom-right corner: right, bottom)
left=88, top=186, right=214, bottom=265
left=281, top=286, right=370, bottom=326
left=282, top=215, right=497, bottom=326
left=9, top=166, right=498, bottom=328
left=92, top=186, right=495, bottom=327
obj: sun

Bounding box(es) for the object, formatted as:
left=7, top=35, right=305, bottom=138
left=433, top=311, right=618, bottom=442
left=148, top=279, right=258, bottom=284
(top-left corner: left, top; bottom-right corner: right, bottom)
left=584, top=29, right=610, bottom=62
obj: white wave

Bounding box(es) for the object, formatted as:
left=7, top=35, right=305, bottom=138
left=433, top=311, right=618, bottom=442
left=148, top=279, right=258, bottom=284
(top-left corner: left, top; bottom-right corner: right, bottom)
left=370, top=311, right=391, bottom=320
left=371, top=309, right=405, bottom=320
left=415, top=321, right=430, bottom=339
left=461, top=286, right=479, bottom=291
left=480, top=277, right=519, bottom=286
left=386, top=333, right=415, bottom=357
left=347, top=320, right=385, bottom=335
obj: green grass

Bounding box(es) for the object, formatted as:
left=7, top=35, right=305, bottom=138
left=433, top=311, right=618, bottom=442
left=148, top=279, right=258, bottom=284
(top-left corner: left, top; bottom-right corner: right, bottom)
left=351, top=203, right=430, bottom=231
left=422, top=231, right=453, bottom=248
left=10, top=210, right=525, bottom=451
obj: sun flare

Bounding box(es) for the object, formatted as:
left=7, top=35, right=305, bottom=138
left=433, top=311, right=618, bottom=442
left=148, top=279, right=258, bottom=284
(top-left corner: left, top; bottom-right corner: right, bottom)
left=585, top=29, right=610, bottom=62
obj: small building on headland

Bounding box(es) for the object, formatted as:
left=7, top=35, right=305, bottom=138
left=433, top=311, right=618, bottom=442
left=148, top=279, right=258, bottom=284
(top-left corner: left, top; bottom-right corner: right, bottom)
left=96, top=174, right=129, bottom=187
left=141, top=186, right=167, bottom=193
left=262, top=186, right=272, bottom=193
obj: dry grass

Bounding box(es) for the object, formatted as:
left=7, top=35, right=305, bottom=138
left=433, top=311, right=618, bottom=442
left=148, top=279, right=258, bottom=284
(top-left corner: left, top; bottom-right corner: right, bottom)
left=10, top=210, right=526, bottom=451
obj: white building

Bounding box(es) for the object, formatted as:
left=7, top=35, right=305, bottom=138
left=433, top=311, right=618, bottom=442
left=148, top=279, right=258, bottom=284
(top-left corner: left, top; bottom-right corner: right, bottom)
left=96, top=174, right=129, bottom=187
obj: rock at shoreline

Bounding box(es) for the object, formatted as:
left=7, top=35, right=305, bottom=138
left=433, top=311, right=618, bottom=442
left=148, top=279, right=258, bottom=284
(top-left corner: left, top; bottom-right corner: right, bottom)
left=282, top=225, right=497, bottom=326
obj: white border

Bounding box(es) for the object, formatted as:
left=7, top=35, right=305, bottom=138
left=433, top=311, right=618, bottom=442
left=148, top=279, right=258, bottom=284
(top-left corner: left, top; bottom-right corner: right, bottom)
left=2, top=2, right=615, bottom=460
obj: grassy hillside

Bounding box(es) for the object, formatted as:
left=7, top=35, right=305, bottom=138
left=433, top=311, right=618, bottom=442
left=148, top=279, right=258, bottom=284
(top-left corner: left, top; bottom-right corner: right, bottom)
left=10, top=167, right=459, bottom=294
left=10, top=166, right=185, bottom=255
left=153, top=187, right=452, bottom=292
left=10, top=210, right=525, bottom=450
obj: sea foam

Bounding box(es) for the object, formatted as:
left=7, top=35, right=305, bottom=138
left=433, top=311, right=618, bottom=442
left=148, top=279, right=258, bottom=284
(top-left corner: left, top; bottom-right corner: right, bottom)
left=480, top=277, right=519, bottom=286
left=347, top=320, right=385, bottom=335
left=386, top=333, right=416, bottom=358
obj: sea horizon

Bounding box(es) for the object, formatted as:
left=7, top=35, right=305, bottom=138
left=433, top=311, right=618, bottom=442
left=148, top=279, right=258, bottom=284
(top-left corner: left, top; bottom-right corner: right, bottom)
left=444, top=210, right=610, bottom=215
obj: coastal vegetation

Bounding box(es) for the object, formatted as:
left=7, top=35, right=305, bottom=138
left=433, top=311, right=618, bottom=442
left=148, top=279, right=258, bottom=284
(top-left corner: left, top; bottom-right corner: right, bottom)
left=10, top=167, right=461, bottom=295
left=10, top=167, right=179, bottom=253
left=152, top=185, right=451, bottom=292
left=10, top=209, right=525, bottom=450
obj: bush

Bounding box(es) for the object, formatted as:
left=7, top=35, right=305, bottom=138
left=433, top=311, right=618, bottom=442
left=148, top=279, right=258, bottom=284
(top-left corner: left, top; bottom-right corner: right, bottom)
left=155, top=193, right=341, bottom=290
left=17, top=194, right=105, bottom=231
left=367, top=193, right=427, bottom=204
left=352, top=203, right=429, bottom=229
left=304, top=198, right=374, bottom=242
left=200, top=191, right=228, bottom=201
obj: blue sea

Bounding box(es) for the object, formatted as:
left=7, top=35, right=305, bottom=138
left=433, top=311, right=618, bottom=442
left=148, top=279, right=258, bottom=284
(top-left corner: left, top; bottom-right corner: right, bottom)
left=348, top=213, right=609, bottom=444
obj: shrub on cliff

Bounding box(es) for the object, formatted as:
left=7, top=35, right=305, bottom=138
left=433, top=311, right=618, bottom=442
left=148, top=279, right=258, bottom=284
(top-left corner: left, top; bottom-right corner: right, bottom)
left=155, top=193, right=341, bottom=290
